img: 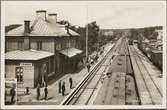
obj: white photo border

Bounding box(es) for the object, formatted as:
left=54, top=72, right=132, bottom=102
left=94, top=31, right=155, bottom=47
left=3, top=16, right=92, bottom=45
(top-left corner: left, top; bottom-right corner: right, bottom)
left=1, top=0, right=166, bottom=109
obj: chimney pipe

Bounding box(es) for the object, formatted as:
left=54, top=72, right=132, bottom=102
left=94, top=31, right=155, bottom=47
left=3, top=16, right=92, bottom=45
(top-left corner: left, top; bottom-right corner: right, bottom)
left=65, top=22, right=70, bottom=34
left=36, top=10, right=47, bottom=20
left=24, top=20, right=30, bottom=34
left=24, top=20, right=30, bottom=50
left=48, top=13, right=57, bottom=23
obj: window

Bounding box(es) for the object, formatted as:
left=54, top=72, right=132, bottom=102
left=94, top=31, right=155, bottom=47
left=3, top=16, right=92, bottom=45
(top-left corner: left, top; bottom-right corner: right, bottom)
left=55, top=40, right=61, bottom=50
left=5, top=41, right=9, bottom=52
left=74, top=39, right=76, bottom=47
left=16, top=67, right=23, bottom=83
left=66, top=39, right=68, bottom=48
left=65, top=39, right=67, bottom=48
left=37, top=41, right=42, bottom=50
left=67, top=38, right=71, bottom=48
left=49, top=56, right=54, bottom=72
left=68, top=39, right=71, bottom=48
left=61, top=39, right=66, bottom=49
left=72, top=39, right=76, bottom=47
left=18, top=41, right=23, bottom=50
left=70, top=39, right=73, bottom=47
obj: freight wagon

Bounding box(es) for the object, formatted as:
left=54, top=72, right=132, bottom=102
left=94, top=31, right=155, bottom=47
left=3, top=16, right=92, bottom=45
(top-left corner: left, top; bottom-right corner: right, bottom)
left=128, top=39, right=133, bottom=45
left=150, top=50, right=162, bottom=71
left=138, top=42, right=162, bottom=71
left=138, top=42, right=150, bottom=57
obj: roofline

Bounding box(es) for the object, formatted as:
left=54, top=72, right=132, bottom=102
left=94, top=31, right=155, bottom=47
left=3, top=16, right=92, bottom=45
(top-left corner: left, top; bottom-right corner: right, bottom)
left=5, top=55, right=54, bottom=61
left=48, top=13, right=57, bottom=16
left=5, top=34, right=79, bottom=37
left=5, top=53, right=54, bottom=61
left=36, top=10, right=47, bottom=13
left=5, top=19, right=80, bottom=37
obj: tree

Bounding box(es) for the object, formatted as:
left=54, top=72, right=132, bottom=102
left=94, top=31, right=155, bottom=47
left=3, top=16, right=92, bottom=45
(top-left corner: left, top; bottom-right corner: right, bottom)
left=58, top=20, right=100, bottom=54
left=87, top=21, right=99, bottom=53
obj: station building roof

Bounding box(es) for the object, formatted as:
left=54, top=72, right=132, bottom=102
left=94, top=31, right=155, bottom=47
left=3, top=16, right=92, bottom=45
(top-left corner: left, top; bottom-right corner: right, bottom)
left=5, top=18, right=79, bottom=37
left=151, top=50, right=162, bottom=54
left=5, top=49, right=54, bottom=61
left=60, top=47, right=83, bottom=58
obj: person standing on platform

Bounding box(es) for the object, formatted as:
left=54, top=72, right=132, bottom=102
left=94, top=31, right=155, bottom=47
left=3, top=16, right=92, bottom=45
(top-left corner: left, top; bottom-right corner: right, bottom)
left=10, top=87, right=16, bottom=104
left=58, top=80, right=62, bottom=93
left=87, top=63, right=91, bottom=72
left=26, top=87, right=29, bottom=95
left=36, top=84, right=40, bottom=100
left=44, top=85, right=48, bottom=100
left=69, top=77, right=73, bottom=89
left=95, top=54, right=99, bottom=62
left=62, top=81, right=66, bottom=96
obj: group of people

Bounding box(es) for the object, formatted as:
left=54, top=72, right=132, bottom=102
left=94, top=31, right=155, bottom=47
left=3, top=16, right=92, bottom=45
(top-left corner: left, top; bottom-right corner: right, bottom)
left=86, top=53, right=99, bottom=72
left=36, top=77, right=73, bottom=100
left=58, top=77, right=73, bottom=96
left=8, top=78, right=73, bottom=102
left=10, top=87, right=16, bottom=104
left=36, top=84, right=48, bottom=100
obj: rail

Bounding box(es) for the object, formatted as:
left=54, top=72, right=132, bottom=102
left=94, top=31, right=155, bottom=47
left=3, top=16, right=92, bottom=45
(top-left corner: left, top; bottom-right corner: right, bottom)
left=132, top=46, right=162, bottom=104
left=60, top=41, right=119, bottom=105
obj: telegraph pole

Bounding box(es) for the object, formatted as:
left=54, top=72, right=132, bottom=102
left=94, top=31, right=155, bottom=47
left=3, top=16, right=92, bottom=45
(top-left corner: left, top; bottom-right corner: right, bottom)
left=86, top=24, right=88, bottom=63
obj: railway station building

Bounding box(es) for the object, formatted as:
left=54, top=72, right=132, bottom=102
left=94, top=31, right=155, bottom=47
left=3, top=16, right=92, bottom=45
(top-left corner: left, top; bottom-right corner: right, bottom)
left=5, top=10, right=82, bottom=88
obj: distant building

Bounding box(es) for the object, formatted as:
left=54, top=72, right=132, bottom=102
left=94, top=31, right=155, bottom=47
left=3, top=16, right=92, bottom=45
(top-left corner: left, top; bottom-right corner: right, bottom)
left=103, top=31, right=113, bottom=36
left=5, top=10, right=82, bottom=88
left=155, top=29, right=163, bottom=51
left=155, top=29, right=163, bottom=40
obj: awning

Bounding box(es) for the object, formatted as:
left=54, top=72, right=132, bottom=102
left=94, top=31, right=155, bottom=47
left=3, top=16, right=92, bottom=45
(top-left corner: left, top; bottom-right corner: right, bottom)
left=5, top=49, right=54, bottom=61
left=60, top=48, right=83, bottom=58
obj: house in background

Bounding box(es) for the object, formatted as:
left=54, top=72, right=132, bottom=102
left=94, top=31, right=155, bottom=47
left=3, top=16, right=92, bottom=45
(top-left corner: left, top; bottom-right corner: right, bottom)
left=155, top=29, right=163, bottom=51
left=5, top=10, right=82, bottom=88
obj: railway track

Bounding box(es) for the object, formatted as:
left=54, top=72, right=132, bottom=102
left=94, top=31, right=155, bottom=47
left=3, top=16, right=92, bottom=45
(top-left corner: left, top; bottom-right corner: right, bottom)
left=93, top=37, right=139, bottom=105
left=61, top=36, right=162, bottom=105
left=61, top=38, right=123, bottom=105
left=129, top=45, right=162, bottom=105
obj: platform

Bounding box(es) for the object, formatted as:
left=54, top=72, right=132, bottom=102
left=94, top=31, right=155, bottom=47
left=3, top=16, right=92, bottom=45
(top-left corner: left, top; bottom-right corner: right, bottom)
left=128, top=45, right=162, bottom=105
left=16, top=42, right=115, bottom=105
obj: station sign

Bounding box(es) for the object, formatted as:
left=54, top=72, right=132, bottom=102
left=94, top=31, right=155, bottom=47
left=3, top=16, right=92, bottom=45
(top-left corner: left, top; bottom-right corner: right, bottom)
left=20, top=63, right=32, bottom=66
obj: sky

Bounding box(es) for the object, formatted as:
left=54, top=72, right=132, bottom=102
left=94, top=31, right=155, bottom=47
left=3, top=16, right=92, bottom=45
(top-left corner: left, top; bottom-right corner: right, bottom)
left=2, top=1, right=166, bottom=29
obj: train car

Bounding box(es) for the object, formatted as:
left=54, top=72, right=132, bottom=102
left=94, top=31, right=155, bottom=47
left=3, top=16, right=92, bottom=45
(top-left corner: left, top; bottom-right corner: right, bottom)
left=128, top=39, right=133, bottom=45
left=150, top=50, right=162, bottom=71
left=133, top=40, right=138, bottom=44
left=138, top=42, right=152, bottom=58
left=138, top=42, right=162, bottom=71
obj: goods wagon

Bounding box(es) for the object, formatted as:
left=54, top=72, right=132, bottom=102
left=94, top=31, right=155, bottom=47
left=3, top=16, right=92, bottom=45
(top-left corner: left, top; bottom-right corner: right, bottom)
left=138, top=42, right=162, bottom=71
left=150, top=50, right=162, bottom=71
left=128, top=39, right=133, bottom=45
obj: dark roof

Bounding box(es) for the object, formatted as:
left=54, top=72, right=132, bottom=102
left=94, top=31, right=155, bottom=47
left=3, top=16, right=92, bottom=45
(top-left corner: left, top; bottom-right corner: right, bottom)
left=5, top=24, right=22, bottom=33
left=36, top=10, right=47, bottom=13
left=48, top=13, right=57, bottom=16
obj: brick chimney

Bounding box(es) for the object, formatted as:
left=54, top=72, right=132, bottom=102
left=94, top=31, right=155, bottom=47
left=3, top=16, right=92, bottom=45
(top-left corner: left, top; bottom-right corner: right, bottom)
left=24, top=20, right=30, bottom=34
left=65, top=23, right=70, bottom=34
left=24, top=20, right=30, bottom=50
left=48, top=13, right=57, bottom=23
left=36, top=10, right=47, bottom=20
